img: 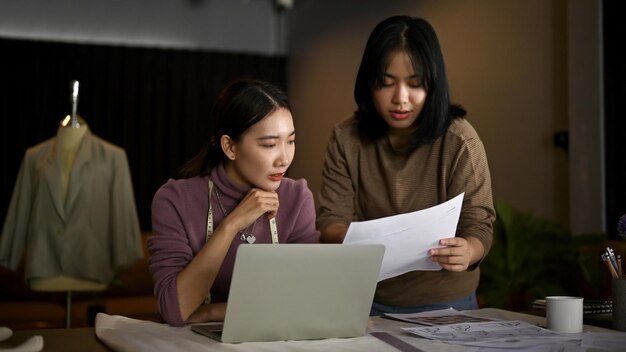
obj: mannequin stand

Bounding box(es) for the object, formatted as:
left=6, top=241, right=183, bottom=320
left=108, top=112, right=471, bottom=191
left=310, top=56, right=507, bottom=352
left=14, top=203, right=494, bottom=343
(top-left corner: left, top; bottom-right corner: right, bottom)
left=30, top=276, right=107, bottom=328
left=65, top=291, right=72, bottom=328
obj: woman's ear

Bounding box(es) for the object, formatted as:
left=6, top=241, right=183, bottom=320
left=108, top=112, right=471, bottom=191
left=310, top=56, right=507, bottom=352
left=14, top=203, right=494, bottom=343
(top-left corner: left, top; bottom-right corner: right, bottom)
left=220, top=135, right=236, bottom=160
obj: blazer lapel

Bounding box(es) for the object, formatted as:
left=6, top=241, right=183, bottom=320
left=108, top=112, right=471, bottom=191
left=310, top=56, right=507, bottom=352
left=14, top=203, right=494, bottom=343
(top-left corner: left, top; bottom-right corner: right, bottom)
left=64, top=129, right=93, bottom=214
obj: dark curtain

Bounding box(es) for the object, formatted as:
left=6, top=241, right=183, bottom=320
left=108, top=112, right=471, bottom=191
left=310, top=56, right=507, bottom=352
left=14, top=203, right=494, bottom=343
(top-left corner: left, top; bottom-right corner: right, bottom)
left=603, top=1, right=626, bottom=237
left=0, top=37, right=287, bottom=231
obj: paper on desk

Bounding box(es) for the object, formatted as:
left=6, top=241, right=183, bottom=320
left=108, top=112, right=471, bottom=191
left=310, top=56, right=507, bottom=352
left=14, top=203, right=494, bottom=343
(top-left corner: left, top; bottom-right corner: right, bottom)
left=343, top=193, right=464, bottom=281
left=403, top=320, right=584, bottom=350
left=385, top=308, right=495, bottom=326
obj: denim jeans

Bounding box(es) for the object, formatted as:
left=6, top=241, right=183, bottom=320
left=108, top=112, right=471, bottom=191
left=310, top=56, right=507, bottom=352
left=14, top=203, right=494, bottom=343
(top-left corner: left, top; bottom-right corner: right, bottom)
left=370, top=292, right=478, bottom=316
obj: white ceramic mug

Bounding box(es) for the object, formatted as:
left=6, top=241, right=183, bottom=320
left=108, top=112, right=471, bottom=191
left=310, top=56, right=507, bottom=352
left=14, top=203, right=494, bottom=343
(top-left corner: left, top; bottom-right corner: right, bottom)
left=546, top=296, right=583, bottom=333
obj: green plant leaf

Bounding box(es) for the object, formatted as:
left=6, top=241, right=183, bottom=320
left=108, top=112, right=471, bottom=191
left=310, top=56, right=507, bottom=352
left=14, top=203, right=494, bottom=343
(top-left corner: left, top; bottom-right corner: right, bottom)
left=478, top=201, right=607, bottom=310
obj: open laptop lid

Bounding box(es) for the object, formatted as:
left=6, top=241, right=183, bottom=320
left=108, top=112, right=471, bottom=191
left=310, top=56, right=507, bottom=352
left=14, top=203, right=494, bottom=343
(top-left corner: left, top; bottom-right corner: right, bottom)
left=194, top=243, right=384, bottom=343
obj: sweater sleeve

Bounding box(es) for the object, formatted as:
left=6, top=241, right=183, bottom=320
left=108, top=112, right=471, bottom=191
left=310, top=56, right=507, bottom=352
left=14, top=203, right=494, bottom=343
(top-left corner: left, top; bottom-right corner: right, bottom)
left=283, top=179, right=320, bottom=244
left=147, top=182, right=190, bottom=327
left=317, top=123, right=357, bottom=231
left=447, top=126, right=495, bottom=262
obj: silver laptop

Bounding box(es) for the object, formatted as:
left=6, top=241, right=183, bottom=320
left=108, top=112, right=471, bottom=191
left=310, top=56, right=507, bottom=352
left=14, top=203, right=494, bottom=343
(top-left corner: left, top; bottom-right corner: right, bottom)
left=191, top=243, right=385, bottom=343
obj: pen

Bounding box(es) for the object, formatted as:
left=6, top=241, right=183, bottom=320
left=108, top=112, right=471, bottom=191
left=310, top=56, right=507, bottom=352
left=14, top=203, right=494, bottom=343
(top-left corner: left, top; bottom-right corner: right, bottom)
left=602, top=253, right=619, bottom=279
left=618, top=254, right=623, bottom=279
left=606, top=247, right=619, bottom=275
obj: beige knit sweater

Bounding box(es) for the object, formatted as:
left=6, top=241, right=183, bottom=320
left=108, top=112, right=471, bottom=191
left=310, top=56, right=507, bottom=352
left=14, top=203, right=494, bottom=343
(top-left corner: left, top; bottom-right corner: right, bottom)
left=317, top=116, right=495, bottom=306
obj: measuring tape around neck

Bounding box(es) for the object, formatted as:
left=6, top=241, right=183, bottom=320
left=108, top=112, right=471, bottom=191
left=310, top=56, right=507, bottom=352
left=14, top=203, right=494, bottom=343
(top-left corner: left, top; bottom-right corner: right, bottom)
left=203, top=178, right=278, bottom=305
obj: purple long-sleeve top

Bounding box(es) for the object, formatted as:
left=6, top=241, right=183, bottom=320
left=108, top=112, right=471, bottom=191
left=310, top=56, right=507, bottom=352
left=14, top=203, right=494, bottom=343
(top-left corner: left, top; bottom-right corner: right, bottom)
left=148, top=163, right=320, bottom=326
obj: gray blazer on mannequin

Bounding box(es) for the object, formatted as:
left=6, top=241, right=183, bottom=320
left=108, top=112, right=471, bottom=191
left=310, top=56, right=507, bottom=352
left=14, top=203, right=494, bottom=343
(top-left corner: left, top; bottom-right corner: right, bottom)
left=0, top=127, right=143, bottom=283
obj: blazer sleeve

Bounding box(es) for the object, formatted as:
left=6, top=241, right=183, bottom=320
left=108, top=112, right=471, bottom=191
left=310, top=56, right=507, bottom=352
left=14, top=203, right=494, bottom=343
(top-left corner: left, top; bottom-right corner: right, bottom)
left=0, top=153, right=33, bottom=270
left=109, top=149, right=143, bottom=269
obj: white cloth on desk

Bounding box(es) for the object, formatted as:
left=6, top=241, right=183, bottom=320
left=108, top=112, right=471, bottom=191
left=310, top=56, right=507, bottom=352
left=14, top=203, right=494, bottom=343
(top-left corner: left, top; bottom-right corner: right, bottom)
left=94, top=313, right=454, bottom=352
left=0, top=327, right=43, bottom=352
left=95, top=314, right=383, bottom=352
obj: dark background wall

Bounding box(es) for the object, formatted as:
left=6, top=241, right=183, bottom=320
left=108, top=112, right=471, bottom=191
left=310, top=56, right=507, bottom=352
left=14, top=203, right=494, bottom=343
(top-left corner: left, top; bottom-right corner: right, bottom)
left=603, top=0, right=626, bottom=236
left=0, top=38, right=287, bottom=231
left=287, top=0, right=620, bottom=237
left=0, top=0, right=623, bottom=236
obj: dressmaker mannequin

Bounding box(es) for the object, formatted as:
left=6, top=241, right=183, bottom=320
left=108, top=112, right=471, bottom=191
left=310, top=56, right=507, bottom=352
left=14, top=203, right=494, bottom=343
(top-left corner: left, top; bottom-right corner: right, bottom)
left=29, top=81, right=108, bottom=328
left=29, top=120, right=107, bottom=293
left=1, top=80, right=143, bottom=328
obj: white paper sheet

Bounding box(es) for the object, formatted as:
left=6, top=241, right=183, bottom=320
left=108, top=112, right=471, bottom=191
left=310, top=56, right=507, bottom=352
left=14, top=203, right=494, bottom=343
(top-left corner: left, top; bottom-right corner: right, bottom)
left=401, top=311, right=626, bottom=351
left=343, top=193, right=464, bottom=281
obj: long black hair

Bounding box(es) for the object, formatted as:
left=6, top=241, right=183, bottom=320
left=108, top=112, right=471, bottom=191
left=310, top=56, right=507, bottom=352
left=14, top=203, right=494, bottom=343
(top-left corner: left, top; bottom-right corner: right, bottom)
left=177, top=79, right=290, bottom=178
left=354, top=15, right=465, bottom=148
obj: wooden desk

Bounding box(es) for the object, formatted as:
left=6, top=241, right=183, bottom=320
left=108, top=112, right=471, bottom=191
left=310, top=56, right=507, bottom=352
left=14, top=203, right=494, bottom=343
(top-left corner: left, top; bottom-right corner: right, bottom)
left=0, top=327, right=112, bottom=352
left=0, top=309, right=618, bottom=352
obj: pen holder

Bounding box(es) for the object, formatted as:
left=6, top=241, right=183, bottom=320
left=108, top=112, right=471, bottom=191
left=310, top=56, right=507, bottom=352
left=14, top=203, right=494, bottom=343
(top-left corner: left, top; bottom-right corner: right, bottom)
left=612, top=279, right=626, bottom=331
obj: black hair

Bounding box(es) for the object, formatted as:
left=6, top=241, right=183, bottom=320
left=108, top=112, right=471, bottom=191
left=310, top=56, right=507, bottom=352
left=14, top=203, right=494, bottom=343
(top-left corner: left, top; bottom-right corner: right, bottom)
left=354, top=15, right=466, bottom=148
left=177, top=79, right=290, bottom=178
